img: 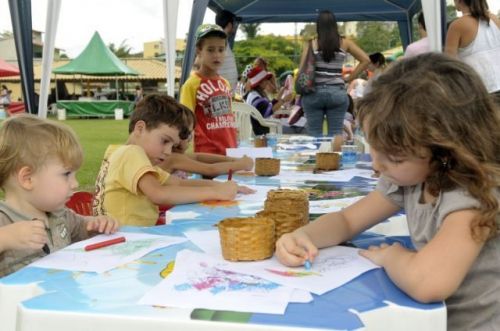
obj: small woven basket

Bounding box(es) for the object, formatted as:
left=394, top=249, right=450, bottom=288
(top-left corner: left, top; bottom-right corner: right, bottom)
left=256, top=210, right=308, bottom=240
left=255, top=158, right=280, bottom=176
left=316, top=152, right=340, bottom=170
left=254, top=135, right=267, bottom=147
left=218, top=217, right=275, bottom=261
left=264, top=189, right=309, bottom=218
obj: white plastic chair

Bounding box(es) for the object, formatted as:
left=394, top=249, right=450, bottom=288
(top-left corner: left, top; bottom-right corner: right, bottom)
left=232, top=102, right=282, bottom=141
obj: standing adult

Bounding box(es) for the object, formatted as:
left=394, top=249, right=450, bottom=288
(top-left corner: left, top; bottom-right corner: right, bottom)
left=445, top=0, right=500, bottom=101
left=301, top=10, right=370, bottom=137
left=405, top=12, right=430, bottom=58
left=216, top=10, right=238, bottom=93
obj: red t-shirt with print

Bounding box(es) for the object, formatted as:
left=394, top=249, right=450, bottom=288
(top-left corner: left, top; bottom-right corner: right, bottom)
left=180, top=73, right=237, bottom=155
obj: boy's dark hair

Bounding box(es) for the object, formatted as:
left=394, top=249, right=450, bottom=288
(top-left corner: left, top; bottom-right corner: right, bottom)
left=128, top=94, right=195, bottom=140
left=216, top=10, right=236, bottom=29
left=417, top=12, right=426, bottom=31
left=369, top=52, right=386, bottom=66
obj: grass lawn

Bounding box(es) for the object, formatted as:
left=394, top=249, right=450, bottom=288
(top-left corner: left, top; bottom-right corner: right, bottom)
left=61, top=118, right=130, bottom=192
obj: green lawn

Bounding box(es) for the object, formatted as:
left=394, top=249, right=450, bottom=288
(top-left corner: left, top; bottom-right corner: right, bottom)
left=62, top=119, right=130, bottom=192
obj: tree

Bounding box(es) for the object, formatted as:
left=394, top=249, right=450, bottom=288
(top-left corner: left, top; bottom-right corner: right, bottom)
left=108, top=40, right=132, bottom=58
left=239, top=23, right=261, bottom=39
left=355, top=22, right=401, bottom=54
left=233, top=35, right=300, bottom=77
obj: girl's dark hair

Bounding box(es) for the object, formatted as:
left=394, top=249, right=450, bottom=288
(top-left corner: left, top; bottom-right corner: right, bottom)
left=357, top=53, right=500, bottom=241
left=462, top=0, right=490, bottom=22
left=316, top=10, right=341, bottom=62
left=129, top=94, right=194, bottom=140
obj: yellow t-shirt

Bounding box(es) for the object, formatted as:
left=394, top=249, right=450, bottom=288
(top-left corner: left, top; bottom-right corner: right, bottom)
left=93, top=144, right=170, bottom=226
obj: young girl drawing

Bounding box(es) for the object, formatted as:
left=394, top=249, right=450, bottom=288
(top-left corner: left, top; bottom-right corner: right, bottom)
left=276, top=53, right=499, bottom=330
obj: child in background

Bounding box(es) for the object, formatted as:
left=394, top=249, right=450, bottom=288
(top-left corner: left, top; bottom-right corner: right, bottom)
left=244, top=66, right=294, bottom=136
left=0, top=115, right=119, bottom=277
left=160, top=112, right=253, bottom=178
left=276, top=53, right=499, bottom=330
left=180, top=24, right=237, bottom=155
left=93, top=94, right=252, bottom=227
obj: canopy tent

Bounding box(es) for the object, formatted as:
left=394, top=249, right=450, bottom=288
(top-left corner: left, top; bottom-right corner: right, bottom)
left=181, top=0, right=446, bottom=85
left=0, top=58, right=20, bottom=77
left=52, top=31, right=139, bottom=102
left=53, top=31, right=138, bottom=76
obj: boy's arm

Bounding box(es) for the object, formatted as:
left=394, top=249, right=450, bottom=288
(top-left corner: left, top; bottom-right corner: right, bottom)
left=138, top=173, right=237, bottom=205
left=0, top=220, right=47, bottom=252
left=167, top=153, right=253, bottom=177
left=179, top=79, right=197, bottom=111
left=360, top=209, right=484, bottom=303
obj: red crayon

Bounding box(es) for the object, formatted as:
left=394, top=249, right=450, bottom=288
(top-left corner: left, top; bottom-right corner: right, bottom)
left=84, top=236, right=126, bottom=251
left=227, top=169, right=233, bottom=181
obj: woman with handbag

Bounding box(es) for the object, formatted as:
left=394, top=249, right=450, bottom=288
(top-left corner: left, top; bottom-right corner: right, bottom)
left=299, top=10, right=370, bottom=137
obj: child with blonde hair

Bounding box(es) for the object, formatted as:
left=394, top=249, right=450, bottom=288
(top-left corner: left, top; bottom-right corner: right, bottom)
left=276, top=53, right=500, bottom=330
left=0, top=115, right=119, bottom=277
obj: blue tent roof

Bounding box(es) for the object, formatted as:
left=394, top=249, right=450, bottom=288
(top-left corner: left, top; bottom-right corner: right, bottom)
left=181, top=0, right=446, bottom=86
left=208, top=0, right=422, bottom=23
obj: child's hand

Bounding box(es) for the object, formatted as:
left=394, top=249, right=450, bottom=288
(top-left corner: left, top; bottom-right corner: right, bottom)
left=275, top=230, right=318, bottom=267
left=1, top=220, right=48, bottom=251
left=239, top=156, right=254, bottom=171
left=237, top=185, right=256, bottom=194
left=213, top=181, right=238, bottom=200
left=359, top=242, right=405, bottom=266
left=86, top=215, right=120, bottom=235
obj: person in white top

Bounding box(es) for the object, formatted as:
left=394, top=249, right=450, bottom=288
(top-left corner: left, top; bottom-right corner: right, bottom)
left=405, top=12, right=430, bottom=58
left=445, top=0, right=500, bottom=101
left=216, top=10, right=238, bottom=94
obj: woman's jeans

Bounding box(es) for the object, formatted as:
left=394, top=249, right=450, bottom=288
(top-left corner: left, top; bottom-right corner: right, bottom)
left=301, top=84, right=349, bottom=137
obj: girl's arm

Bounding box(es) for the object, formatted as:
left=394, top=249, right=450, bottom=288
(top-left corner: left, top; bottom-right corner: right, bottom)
left=444, top=19, right=463, bottom=57
left=361, top=209, right=484, bottom=303
left=342, top=39, right=370, bottom=83
left=276, top=191, right=400, bottom=266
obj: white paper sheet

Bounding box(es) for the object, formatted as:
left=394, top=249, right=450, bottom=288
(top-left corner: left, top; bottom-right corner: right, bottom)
left=138, top=250, right=294, bottom=314
left=226, top=147, right=273, bottom=160
left=309, top=196, right=365, bottom=214
left=235, top=185, right=275, bottom=202
left=185, top=230, right=380, bottom=295
left=30, top=232, right=187, bottom=273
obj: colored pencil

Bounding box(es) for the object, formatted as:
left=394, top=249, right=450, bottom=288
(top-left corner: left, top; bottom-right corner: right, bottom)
left=84, top=236, right=126, bottom=251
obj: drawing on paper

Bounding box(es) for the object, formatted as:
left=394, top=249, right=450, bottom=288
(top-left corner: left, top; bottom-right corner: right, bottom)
left=265, top=269, right=320, bottom=277
left=175, top=262, right=279, bottom=295
left=266, top=255, right=356, bottom=277
left=66, top=239, right=160, bottom=257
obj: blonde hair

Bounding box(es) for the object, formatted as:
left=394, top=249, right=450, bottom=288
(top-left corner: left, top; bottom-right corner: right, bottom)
left=358, top=53, right=500, bottom=241
left=0, top=114, right=83, bottom=187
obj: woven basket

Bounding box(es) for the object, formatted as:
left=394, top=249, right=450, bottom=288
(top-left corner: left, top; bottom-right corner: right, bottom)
left=316, top=152, right=340, bottom=170
left=218, top=217, right=275, bottom=261
left=255, top=158, right=280, bottom=176
left=254, top=136, right=267, bottom=147
left=256, top=210, right=308, bottom=240
left=264, top=189, right=309, bottom=218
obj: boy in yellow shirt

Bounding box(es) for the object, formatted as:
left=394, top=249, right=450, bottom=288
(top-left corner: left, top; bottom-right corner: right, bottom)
left=93, top=94, right=252, bottom=226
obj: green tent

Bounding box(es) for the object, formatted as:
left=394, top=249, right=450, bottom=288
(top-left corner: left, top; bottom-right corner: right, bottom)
left=53, top=31, right=138, bottom=76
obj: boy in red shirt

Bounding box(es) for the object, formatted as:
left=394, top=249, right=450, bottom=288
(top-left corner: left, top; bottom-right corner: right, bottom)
left=180, top=24, right=237, bottom=155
